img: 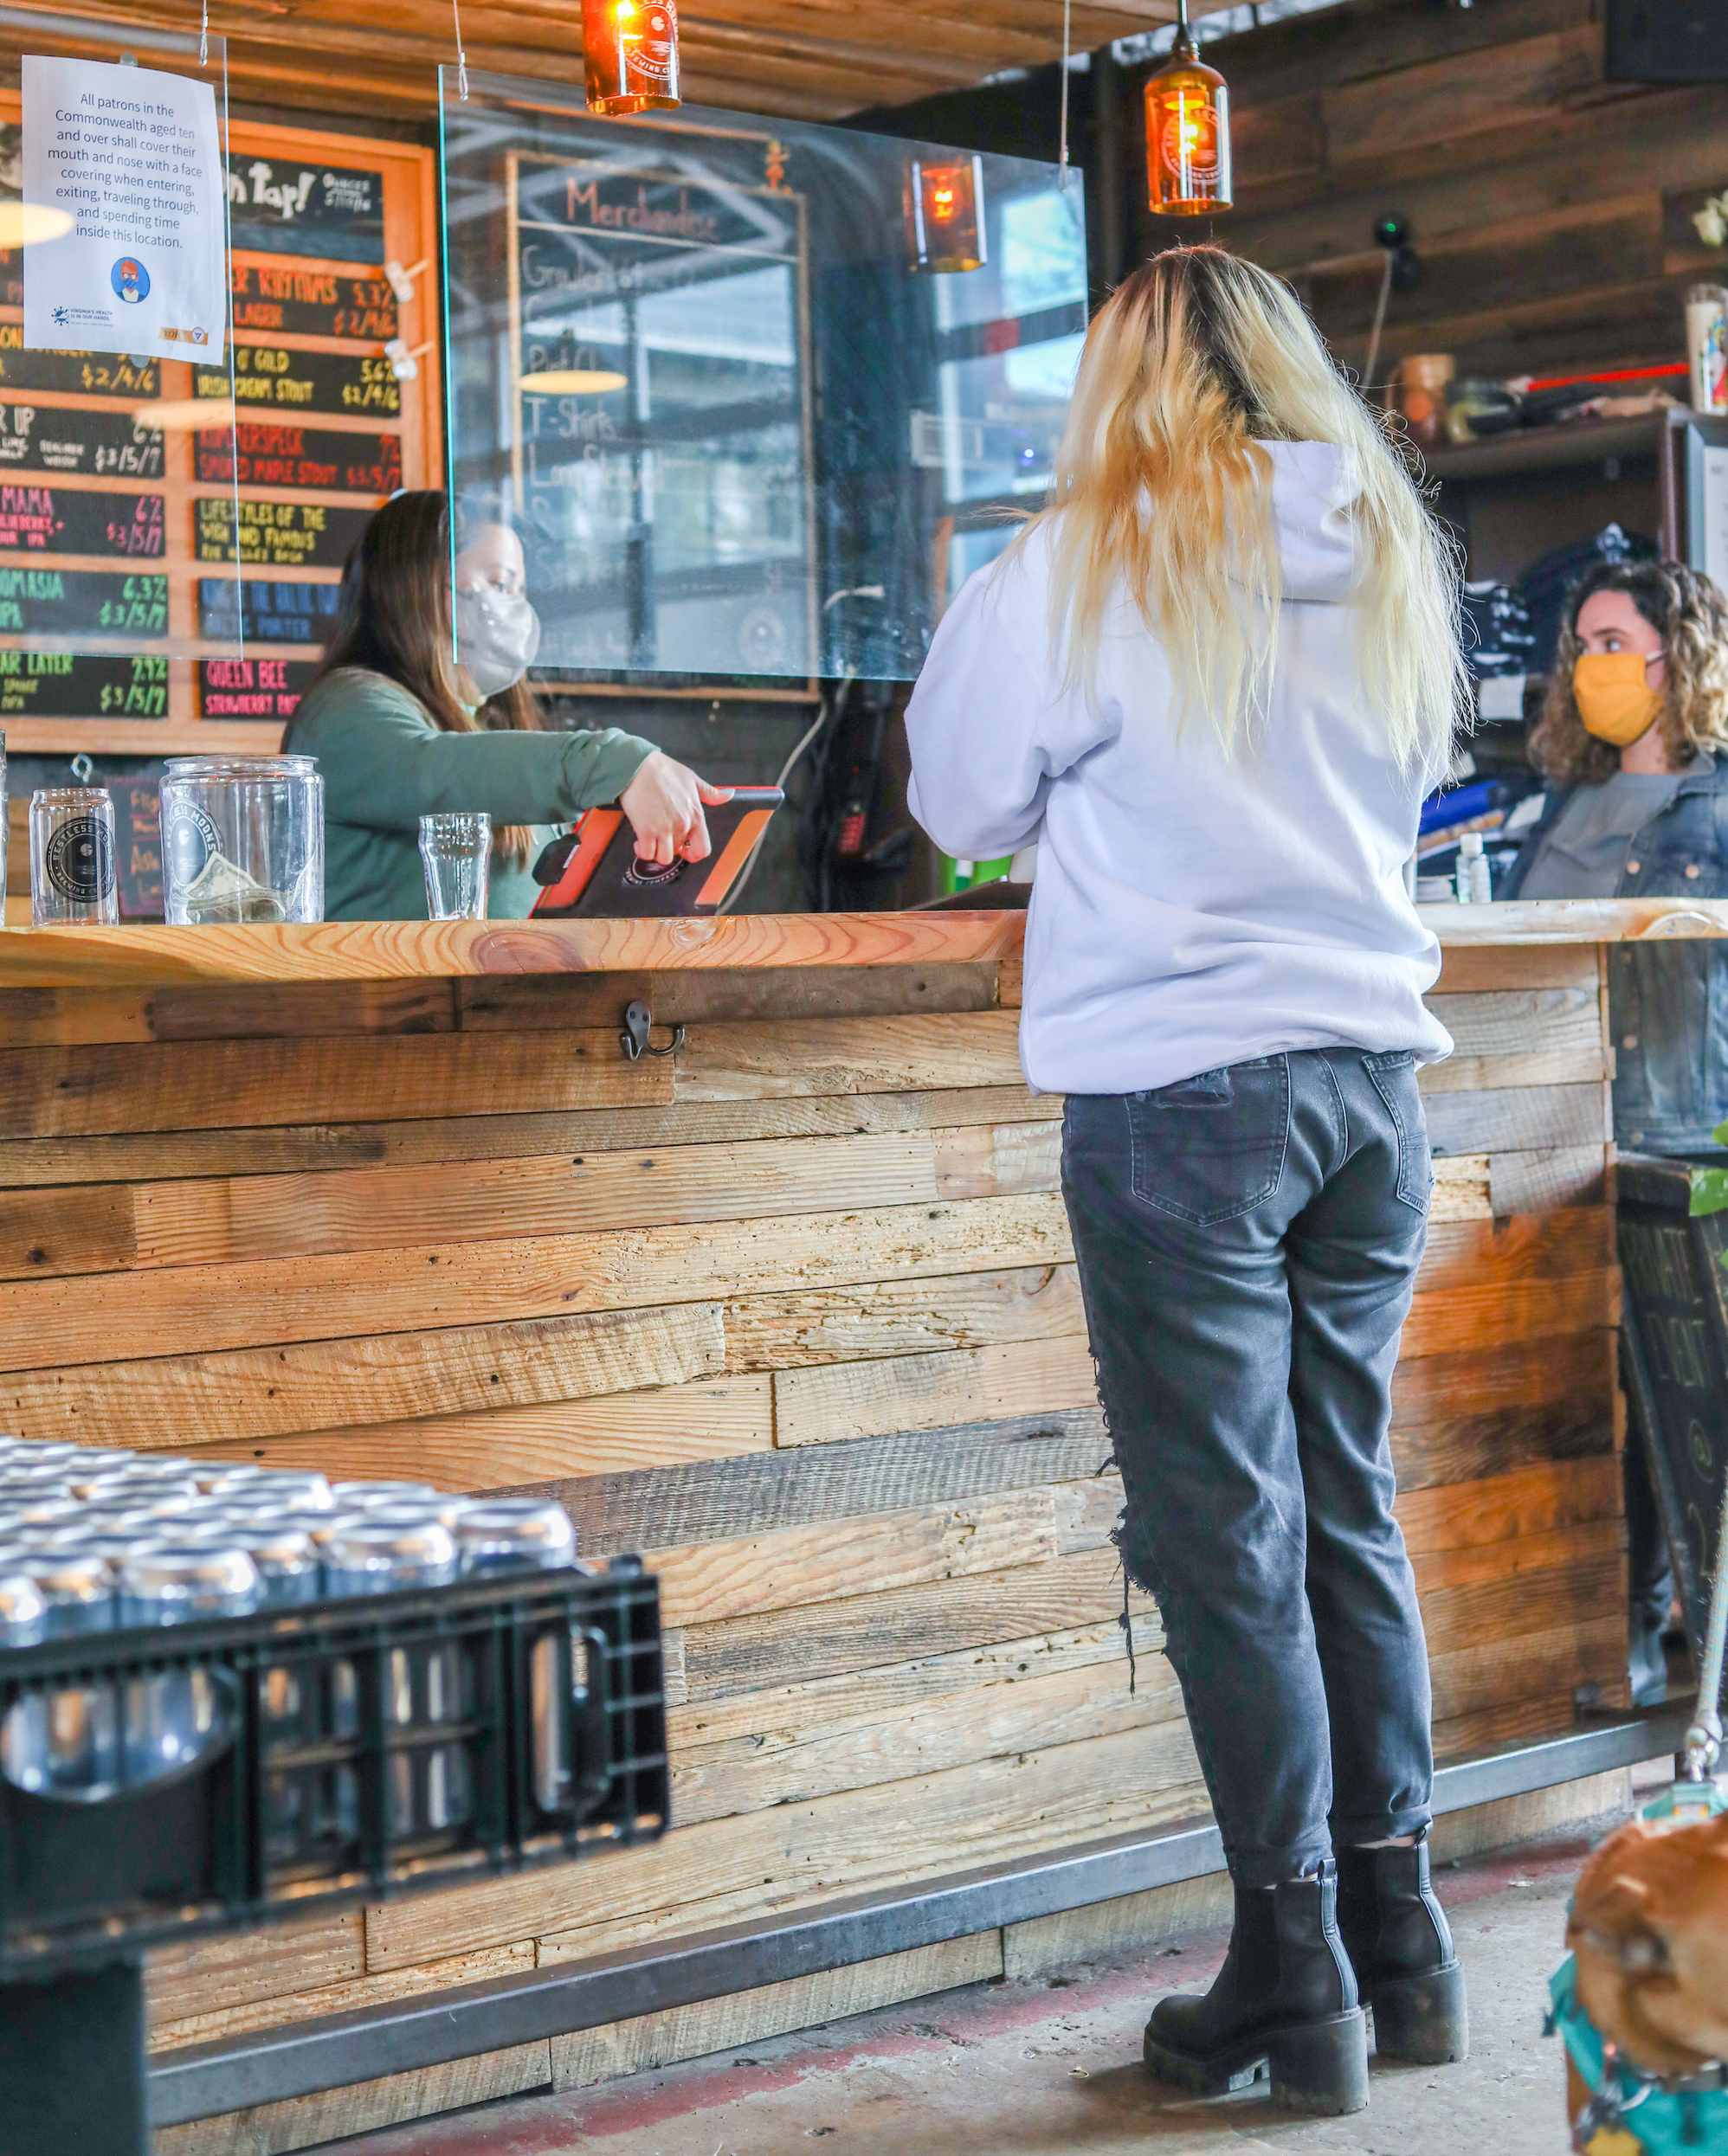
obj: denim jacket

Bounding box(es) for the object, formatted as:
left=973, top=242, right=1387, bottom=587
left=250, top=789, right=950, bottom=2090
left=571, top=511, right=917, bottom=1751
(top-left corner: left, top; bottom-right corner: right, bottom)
left=1499, top=750, right=1728, bottom=1155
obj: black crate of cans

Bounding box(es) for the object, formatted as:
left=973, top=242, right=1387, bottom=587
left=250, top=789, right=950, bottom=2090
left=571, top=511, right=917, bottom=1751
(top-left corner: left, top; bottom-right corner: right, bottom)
left=0, top=1442, right=668, bottom=1978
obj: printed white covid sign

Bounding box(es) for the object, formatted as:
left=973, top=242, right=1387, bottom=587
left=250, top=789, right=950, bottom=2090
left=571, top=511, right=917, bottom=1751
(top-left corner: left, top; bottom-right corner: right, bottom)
left=22, top=54, right=225, bottom=360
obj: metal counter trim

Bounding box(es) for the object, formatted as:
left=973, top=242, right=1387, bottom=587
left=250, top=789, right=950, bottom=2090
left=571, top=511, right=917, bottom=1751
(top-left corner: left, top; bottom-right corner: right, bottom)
left=148, top=1706, right=1690, bottom=2125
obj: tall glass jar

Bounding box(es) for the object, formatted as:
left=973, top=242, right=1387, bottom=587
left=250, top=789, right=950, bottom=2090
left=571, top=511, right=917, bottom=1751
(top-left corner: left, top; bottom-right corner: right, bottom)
left=158, top=756, right=324, bottom=924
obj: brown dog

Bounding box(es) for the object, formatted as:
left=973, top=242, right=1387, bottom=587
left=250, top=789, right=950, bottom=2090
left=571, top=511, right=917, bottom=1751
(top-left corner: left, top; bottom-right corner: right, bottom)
left=1567, top=1809, right=1728, bottom=2080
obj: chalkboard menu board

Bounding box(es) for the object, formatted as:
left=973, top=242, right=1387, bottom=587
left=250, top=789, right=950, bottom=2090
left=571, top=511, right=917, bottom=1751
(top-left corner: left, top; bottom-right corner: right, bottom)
left=0, top=653, right=167, bottom=718
left=0, top=409, right=164, bottom=479
left=197, top=657, right=317, bottom=722
left=1619, top=1155, right=1728, bottom=1660
left=195, top=498, right=372, bottom=570
left=445, top=79, right=1088, bottom=680
left=196, top=422, right=401, bottom=495
left=113, top=769, right=167, bottom=917
left=197, top=346, right=403, bottom=419
left=0, top=489, right=165, bottom=558
left=198, top=576, right=343, bottom=644
left=230, top=265, right=397, bottom=342
left=0, top=111, right=437, bottom=766
left=0, top=336, right=158, bottom=398
left=227, top=156, right=386, bottom=265
left=0, top=569, right=167, bottom=636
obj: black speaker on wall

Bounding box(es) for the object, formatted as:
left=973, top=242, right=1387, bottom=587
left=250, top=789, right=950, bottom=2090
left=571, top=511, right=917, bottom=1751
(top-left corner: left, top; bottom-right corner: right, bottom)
left=1605, top=0, right=1728, bottom=82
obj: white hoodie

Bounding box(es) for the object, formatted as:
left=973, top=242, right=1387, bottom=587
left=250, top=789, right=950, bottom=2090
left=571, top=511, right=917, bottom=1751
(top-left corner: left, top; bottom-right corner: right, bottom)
left=906, top=440, right=1454, bottom=1096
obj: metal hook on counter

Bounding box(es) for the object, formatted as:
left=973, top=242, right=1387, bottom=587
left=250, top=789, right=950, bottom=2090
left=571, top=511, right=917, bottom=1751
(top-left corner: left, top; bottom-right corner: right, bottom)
left=619, top=1001, right=685, bottom=1062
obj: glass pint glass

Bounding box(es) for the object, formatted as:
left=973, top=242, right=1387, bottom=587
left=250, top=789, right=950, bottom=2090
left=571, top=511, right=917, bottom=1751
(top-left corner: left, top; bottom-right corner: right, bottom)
left=29, top=788, right=117, bottom=925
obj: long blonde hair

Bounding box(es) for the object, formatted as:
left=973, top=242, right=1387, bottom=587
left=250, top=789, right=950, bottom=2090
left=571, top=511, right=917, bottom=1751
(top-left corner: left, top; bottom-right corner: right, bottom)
left=1016, top=246, right=1465, bottom=769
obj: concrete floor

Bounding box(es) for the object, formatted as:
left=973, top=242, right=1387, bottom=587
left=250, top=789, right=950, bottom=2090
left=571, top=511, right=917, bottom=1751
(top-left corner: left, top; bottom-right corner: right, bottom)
left=324, top=1796, right=1656, bottom=2156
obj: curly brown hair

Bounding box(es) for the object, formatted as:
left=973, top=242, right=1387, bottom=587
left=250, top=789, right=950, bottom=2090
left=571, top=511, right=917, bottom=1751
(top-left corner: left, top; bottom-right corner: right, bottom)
left=1529, top=559, right=1728, bottom=784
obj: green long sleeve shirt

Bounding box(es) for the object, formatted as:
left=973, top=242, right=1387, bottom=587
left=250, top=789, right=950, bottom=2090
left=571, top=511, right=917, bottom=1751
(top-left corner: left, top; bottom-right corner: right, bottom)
left=284, top=668, right=658, bottom=921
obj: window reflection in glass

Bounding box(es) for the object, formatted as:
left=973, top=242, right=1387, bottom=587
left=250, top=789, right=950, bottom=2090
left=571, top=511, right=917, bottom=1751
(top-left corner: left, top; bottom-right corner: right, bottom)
left=442, top=80, right=1087, bottom=679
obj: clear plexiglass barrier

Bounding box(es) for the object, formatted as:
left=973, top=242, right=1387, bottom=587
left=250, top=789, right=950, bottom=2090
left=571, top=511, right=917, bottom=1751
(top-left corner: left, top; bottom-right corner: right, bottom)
left=440, top=69, right=1087, bottom=682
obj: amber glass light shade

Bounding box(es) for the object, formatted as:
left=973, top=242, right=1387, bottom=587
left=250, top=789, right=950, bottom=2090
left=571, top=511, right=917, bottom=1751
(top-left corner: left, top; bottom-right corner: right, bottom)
left=1144, top=42, right=1232, bottom=216
left=583, top=0, right=680, bottom=116
left=905, top=156, right=986, bottom=274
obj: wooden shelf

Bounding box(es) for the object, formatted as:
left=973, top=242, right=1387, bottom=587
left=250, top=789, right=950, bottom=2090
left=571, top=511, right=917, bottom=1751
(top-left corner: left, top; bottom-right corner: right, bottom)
left=1422, top=412, right=1675, bottom=484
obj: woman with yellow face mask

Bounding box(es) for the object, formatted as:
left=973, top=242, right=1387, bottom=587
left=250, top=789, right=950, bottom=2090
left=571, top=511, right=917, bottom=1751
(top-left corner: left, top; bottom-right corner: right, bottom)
left=1505, top=560, right=1728, bottom=1090
left=1501, top=557, right=1728, bottom=1710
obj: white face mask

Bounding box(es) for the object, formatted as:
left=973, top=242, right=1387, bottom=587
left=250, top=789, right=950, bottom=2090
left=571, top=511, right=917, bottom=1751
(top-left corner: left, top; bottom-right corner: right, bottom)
left=455, top=583, right=541, bottom=698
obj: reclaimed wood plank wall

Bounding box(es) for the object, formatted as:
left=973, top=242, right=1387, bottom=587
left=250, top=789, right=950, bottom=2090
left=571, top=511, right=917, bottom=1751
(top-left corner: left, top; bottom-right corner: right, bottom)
left=0, top=945, right=1625, bottom=2151
left=1132, top=0, right=1728, bottom=384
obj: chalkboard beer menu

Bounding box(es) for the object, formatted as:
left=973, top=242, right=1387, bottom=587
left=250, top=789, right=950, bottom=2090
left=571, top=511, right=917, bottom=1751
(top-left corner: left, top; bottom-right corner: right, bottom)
left=0, top=113, right=438, bottom=817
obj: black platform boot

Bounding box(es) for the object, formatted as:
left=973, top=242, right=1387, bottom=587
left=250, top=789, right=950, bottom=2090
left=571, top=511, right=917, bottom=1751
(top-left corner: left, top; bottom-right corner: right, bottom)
left=1335, top=1833, right=1469, bottom=2064
left=1143, top=1860, right=1369, bottom=2114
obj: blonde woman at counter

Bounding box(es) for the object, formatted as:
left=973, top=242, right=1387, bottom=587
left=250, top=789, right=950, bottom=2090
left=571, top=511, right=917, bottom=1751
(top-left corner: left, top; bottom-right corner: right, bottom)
left=285, top=492, right=730, bottom=919
left=907, top=245, right=1469, bottom=2119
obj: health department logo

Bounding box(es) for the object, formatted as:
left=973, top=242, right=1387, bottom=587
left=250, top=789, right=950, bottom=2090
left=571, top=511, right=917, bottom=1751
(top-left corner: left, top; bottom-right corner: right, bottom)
left=110, top=256, right=150, bottom=305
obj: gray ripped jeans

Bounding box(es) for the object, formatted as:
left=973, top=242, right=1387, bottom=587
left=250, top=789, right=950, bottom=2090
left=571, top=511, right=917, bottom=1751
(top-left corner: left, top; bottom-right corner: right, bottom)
left=1061, top=1048, right=1435, bottom=1888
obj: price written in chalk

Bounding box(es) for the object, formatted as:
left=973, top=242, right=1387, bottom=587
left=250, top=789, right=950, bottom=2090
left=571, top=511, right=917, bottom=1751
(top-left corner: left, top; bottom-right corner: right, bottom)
left=341, top=357, right=402, bottom=414
left=0, top=652, right=167, bottom=716
left=97, top=575, right=171, bottom=634
left=230, top=261, right=398, bottom=342
left=0, top=329, right=160, bottom=399
left=196, top=347, right=401, bottom=416
left=0, top=486, right=164, bottom=557
left=0, top=568, right=167, bottom=636
left=195, top=422, right=401, bottom=494
left=0, top=407, right=164, bottom=479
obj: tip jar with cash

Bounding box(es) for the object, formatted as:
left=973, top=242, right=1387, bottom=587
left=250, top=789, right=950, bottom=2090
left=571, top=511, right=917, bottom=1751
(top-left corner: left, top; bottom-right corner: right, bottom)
left=159, top=756, right=324, bottom=924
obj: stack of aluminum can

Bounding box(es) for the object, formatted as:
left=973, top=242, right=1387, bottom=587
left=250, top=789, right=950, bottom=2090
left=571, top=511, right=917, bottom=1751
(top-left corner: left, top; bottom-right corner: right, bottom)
left=0, top=1438, right=580, bottom=1824
left=0, top=1438, right=577, bottom=1647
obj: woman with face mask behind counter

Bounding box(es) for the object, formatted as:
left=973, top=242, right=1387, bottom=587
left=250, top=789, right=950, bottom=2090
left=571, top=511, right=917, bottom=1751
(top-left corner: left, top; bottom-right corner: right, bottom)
left=285, top=490, right=730, bottom=919
left=1499, top=557, right=1728, bottom=1710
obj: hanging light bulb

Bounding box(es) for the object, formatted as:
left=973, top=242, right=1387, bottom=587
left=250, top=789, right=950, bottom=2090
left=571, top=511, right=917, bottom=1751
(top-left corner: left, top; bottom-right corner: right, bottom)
left=905, top=155, right=986, bottom=274
left=1144, top=0, right=1232, bottom=216
left=583, top=0, right=680, bottom=116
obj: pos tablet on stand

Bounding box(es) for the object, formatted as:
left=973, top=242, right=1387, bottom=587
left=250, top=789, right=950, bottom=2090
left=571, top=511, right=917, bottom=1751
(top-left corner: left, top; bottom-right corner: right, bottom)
left=529, top=787, right=784, bottom=918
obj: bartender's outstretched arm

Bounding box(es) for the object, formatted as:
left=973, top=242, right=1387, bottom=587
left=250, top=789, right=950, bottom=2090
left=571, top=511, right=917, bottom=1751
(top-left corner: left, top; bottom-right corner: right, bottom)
left=621, top=750, right=734, bottom=866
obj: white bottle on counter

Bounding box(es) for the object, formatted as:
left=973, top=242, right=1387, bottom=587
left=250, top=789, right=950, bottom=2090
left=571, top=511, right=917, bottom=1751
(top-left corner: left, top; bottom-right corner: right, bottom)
left=1455, top=831, right=1491, bottom=904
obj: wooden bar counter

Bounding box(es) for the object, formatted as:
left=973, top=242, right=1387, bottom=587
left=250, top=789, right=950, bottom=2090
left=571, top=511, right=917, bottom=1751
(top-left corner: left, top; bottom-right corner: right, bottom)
left=0, top=902, right=1697, bottom=2153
